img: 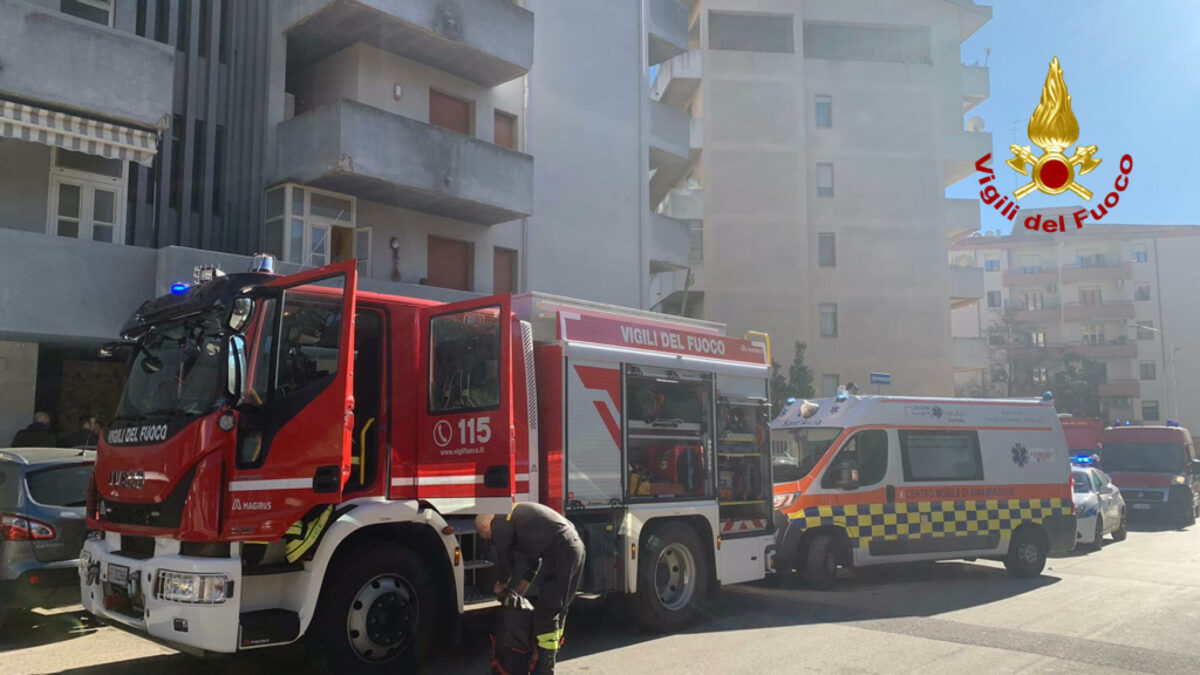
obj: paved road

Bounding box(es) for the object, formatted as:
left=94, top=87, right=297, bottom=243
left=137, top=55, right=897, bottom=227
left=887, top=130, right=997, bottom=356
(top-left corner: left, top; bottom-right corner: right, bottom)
left=5, top=520, right=1200, bottom=674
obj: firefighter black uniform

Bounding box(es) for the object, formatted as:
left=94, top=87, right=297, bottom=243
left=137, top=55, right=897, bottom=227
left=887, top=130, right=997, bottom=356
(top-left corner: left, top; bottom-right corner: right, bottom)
left=490, top=503, right=586, bottom=674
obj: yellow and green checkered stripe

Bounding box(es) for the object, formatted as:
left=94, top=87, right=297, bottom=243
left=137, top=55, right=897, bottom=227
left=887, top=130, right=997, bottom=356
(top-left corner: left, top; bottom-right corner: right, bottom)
left=787, top=498, right=1073, bottom=548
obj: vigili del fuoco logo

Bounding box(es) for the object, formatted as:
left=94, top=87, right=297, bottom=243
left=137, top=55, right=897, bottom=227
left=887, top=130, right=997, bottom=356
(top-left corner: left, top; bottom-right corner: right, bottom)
left=974, top=57, right=1133, bottom=232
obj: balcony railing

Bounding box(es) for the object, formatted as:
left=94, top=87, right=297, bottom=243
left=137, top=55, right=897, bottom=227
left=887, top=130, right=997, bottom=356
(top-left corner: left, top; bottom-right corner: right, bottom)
left=1064, top=340, right=1138, bottom=359
left=962, top=64, right=989, bottom=112
left=945, top=198, right=981, bottom=241
left=1002, top=266, right=1059, bottom=286
left=1098, top=379, right=1141, bottom=398
left=1062, top=300, right=1135, bottom=322
left=1060, top=261, right=1133, bottom=284
left=1005, top=298, right=1062, bottom=311
left=651, top=49, right=702, bottom=107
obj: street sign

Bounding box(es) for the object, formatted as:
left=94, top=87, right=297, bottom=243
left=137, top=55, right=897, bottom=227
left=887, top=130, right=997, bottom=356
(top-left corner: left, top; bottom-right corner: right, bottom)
left=869, top=372, right=891, bottom=386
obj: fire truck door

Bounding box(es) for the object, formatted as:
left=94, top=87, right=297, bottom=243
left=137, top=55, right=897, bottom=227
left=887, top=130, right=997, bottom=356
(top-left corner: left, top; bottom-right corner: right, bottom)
left=225, top=260, right=357, bottom=540
left=417, top=296, right=516, bottom=512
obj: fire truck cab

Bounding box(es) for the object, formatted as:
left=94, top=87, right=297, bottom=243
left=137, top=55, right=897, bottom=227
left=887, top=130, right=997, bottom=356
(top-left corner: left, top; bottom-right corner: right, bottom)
left=79, top=260, right=775, bottom=671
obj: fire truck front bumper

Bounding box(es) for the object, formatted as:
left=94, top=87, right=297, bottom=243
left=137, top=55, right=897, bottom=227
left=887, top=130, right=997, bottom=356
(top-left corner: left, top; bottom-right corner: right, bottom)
left=79, top=535, right=243, bottom=654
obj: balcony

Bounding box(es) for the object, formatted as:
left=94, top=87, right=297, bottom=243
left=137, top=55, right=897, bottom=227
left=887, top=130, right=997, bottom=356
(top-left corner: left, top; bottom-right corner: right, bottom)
left=1099, top=379, right=1141, bottom=398
left=283, top=0, right=533, bottom=87
left=659, top=188, right=703, bottom=221
left=962, top=64, right=989, bottom=112
left=275, top=99, right=533, bottom=225
left=690, top=117, right=703, bottom=151
left=953, top=337, right=987, bottom=373
left=943, top=131, right=993, bottom=186
left=1060, top=261, right=1133, bottom=284
left=1062, top=300, right=1135, bottom=322
left=1065, top=340, right=1138, bottom=359
left=646, top=0, right=688, bottom=66
left=945, top=198, right=981, bottom=241
left=949, top=265, right=984, bottom=309
left=651, top=49, right=702, bottom=107
left=647, top=213, right=691, bottom=270
left=649, top=100, right=690, bottom=169
left=1003, top=266, right=1059, bottom=287
left=0, top=0, right=174, bottom=127
left=1006, top=298, right=1061, bottom=323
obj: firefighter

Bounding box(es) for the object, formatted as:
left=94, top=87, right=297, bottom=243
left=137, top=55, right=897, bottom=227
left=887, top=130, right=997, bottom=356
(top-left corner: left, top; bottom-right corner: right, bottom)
left=477, top=504, right=586, bottom=674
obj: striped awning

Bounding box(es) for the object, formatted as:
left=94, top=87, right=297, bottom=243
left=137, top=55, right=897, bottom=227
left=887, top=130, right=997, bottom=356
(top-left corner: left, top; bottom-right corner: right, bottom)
left=0, top=98, right=159, bottom=166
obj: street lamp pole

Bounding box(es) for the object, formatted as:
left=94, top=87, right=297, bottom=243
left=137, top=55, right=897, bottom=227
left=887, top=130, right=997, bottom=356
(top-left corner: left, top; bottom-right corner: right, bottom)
left=1129, top=322, right=1181, bottom=422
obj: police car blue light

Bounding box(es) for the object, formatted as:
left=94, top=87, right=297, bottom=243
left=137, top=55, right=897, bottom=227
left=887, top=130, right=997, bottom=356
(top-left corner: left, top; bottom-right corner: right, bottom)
left=170, top=283, right=189, bottom=295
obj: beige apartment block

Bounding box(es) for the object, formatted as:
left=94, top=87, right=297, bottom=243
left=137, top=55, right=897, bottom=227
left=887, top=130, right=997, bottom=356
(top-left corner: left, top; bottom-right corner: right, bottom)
left=650, top=0, right=992, bottom=396
left=951, top=212, right=1200, bottom=427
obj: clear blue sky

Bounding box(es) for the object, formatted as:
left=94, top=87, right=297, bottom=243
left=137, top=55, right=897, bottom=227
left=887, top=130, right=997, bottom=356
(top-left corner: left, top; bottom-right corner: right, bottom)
left=946, top=1, right=1200, bottom=233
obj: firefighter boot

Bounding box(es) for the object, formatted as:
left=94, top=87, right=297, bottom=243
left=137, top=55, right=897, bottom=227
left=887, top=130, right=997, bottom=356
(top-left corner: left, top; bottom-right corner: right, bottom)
left=531, top=646, right=557, bottom=675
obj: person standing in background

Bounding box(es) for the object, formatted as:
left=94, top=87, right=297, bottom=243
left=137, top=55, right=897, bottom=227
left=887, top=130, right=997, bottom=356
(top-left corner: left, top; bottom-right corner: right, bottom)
left=10, top=412, right=56, bottom=448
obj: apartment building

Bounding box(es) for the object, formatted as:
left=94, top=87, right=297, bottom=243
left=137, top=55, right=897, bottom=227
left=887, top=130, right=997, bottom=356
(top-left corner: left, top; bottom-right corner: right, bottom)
left=950, top=212, right=1200, bottom=427
left=0, top=0, right=691, bottom=442
left=649, top=0, right=991, bottom=397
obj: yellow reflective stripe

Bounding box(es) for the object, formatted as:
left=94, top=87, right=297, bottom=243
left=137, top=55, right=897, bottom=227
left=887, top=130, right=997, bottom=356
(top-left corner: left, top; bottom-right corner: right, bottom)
left=536, top=630, right=563, bottom=650
left=285, top=506, right=333, bottom=563
left=285, top=521, right=303, bottom=536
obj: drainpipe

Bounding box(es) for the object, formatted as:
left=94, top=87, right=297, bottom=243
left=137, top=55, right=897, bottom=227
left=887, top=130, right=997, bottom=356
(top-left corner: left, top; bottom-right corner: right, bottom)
left=637, top=0, right=648, bottom=307
left=521, top=69, right=530, bottom=292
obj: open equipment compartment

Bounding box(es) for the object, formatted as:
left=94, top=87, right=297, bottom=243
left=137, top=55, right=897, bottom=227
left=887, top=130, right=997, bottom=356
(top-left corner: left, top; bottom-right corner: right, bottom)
left=716, top=375, right=771, bottom=535
left=625, top=365, right=713, bottom=500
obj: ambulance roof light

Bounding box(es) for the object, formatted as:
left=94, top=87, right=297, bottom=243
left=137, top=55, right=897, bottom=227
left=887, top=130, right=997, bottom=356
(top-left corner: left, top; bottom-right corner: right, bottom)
left=835, top=386, right=849, bottom=402
left=1166, top=419, right=1179, bottom=427
left=800, top=400, right=820, bottom=419
left=1042, top=391, right=1053, bottom=401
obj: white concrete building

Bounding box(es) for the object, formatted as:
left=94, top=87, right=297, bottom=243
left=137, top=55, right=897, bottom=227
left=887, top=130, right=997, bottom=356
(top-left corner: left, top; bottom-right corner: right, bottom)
left=650, top=0, right=991, bottom=397
left=951, top=213, right=1200, bottom=428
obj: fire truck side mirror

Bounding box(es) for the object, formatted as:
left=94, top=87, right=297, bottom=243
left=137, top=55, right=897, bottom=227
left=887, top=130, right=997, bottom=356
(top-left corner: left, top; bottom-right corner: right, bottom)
left=227, top=335, right=248, bottom=403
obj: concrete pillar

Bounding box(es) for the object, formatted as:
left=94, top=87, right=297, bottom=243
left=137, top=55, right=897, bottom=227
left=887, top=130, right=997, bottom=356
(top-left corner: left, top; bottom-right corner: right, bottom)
left=0, top=341, right=38, bottom=446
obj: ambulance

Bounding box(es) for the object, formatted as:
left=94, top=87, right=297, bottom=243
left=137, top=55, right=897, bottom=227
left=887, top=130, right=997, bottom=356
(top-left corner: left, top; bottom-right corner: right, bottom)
left=770, top=391, right=1075, bottom=589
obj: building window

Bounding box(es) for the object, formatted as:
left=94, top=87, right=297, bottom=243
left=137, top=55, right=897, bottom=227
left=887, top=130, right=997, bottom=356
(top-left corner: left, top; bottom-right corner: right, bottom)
left=47, top=149, right=126, bottom=244
left=1076, top=250, right=1105, bottom=268
left=1132, top=243, right=1148, bottom=263
left=1135, top=284, right=1151, bottom=301
left=818, top=233, right=836, bottom=267
left=263, top=184, right=361, bottom=270
left=987, top=333, right=1003, bottom=347
left=494, top=110, right=517, bottom=149
left=815, top=95, right=832, bottom=129
left=819, top=303, right=837, bottom=337
left=709, top=11, right=795, bottom=54
left=1031, top=330, right=1046, bottom=347
left=1142, top=400, right=1160, bottom=422
left=493, top=247, right=518, bottom=293
left=816, top=163, right=834, bottom=197
left=1023, top=292, right=1044, bottom=311
left=429, top=90, right=472, bottom=135
left=1136, top=321, right=1156, bottom=340
left=984, top=258, right=1000, bottom=272
left=1032, top=367, right=1048, bottom=384
left=1078, top=287, right=1102, bottom=306
left=1139, top=361, right=1157, bottom=380
left=803, top=22, right=931, bottom=64
left=60, top=0, right=113, bottom=26
left=987, top=291, right=1001, bottom=308
left=427, top=236, right=474, bottom=291
left=820, top=374, right=840, bottom=397
left=1081, top=324, right=1105, bottom=345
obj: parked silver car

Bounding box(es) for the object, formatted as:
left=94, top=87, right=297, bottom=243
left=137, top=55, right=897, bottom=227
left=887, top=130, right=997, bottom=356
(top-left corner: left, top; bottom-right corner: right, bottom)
left=0, top=447, right=93, bottom=626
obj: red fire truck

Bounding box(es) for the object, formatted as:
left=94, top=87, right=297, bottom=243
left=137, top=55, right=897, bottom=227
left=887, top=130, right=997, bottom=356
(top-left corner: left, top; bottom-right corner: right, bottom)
left=79, top=259, right=775, bottom=670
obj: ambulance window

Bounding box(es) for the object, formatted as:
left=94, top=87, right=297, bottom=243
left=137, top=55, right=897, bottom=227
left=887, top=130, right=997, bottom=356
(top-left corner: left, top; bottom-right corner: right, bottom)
left=899, top=430, right=983, bottom=482
left=429, top=306, right=501, bottom=413
left=822, top=430, right=888, bottom=488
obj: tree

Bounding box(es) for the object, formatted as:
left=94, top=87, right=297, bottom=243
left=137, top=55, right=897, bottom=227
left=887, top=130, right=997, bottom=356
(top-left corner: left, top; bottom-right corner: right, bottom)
left=771, top=341, right=815, bottom=413
left=1052, top=352, right=1105, bottom=417
left=983, top=309, right=1056, bottom=397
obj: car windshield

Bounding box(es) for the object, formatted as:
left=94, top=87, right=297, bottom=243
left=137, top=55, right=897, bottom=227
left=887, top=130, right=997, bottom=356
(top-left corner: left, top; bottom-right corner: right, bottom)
left=26, top=464, right=94, bottom=507
left=1102, top=442, right=1186, bottom=473
left=114, top=311, right=227, bottom=421
left=1072, top=471, right=1092, bottom=493
left=772, top=427, right=843, bottom=483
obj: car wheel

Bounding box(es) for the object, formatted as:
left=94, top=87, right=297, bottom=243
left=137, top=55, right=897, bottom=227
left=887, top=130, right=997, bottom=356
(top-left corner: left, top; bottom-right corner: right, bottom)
left=1004, top=526, right=1048, bottom=578
left=1089, top=516, right=1104, bottom=550
left=1112, top=510, right=1128, bottom=542
left=804, top=534, right=841, bottom=591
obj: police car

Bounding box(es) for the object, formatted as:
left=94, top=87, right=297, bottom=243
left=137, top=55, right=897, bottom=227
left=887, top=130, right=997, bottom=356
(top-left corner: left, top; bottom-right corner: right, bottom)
left=1071, top=457, right=1127, bottom=549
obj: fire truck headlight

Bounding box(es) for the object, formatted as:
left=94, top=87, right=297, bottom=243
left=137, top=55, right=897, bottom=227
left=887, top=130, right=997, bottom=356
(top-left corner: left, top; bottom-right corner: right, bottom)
left=1173, top=474, right=1188, bottom=485
left=156, top=571, right=230, bottom=604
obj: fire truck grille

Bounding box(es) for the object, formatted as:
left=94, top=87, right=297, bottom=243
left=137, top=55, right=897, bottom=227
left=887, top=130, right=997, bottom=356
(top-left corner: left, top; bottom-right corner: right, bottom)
left=100, top=467, right=195, bottom=529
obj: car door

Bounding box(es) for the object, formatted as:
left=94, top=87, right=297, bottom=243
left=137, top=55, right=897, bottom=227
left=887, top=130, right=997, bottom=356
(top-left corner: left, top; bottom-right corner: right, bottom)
left=1091, top=470, right=1113, bottom=529
left=225, top=260, right=357, bottom=540
left=1098, top=471, right=1121, bottom=526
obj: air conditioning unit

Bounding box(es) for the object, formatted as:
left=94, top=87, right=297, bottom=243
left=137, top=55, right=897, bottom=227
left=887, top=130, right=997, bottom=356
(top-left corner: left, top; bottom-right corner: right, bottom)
left=1045, top=284, right=1057, bottom=293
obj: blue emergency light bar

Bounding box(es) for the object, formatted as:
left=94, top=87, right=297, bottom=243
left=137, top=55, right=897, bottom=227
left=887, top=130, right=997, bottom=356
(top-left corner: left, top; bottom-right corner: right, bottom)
left=169, top=282, right=189, bottom=295
left=1071, top=453, right=1099, bottom=465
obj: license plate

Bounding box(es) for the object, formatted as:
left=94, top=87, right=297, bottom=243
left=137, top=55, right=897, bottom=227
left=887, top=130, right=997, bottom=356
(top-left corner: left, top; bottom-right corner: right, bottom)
left=1132, top=503, right=1151, bottom=510
left=108, top=563, right=129, bottom=586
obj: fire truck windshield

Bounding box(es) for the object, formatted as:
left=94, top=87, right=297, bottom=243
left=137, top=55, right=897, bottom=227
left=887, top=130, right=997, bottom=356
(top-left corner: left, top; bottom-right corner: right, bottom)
left=1102, top=443, right=1186, bottom=473
left=114, top=311, right=227, bottom=422
left=772, top=427, right=843, bottom=483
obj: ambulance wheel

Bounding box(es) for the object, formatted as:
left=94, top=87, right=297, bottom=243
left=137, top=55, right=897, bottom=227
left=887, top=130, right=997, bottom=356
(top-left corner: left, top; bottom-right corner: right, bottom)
left=1112, top=510, right=1128, bottom=542
left=632, top=521, right=709, bottom=633
left=308, top=544, right=435, bottom=674
left=803, top=534, right=840, bottom=590
left=1004, top=527, right=1047, bottom=578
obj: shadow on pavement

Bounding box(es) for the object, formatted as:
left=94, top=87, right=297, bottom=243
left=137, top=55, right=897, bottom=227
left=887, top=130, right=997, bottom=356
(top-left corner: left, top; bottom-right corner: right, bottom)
left=44, top=561, right=1058, bottom=674
left=0, top=607, right=101, bottom=650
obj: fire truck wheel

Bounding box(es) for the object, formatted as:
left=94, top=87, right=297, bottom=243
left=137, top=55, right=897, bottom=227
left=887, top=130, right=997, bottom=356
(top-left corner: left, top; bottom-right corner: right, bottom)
left=1004, top=526, right=1047, bottom=578
left=308, top=545, right=435, bottom=674
left=632, top=522, right=709, bottom=632
left=803, top=534, right=840, bottom=591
